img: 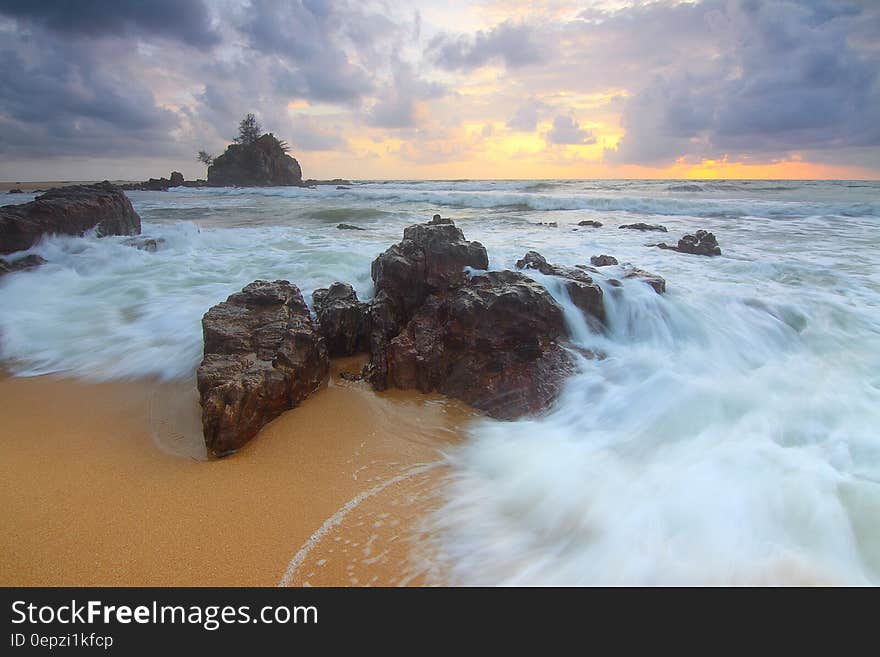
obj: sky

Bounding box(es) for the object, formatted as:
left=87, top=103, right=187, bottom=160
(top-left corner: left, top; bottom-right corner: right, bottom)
left=1, top=0, right=878, bottom=181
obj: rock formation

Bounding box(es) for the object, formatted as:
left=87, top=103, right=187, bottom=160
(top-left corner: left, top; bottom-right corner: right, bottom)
left=337, top=223, right=365, bottom=231
left=578, top=220, right=602, bottom=227
left=0, top=254, right=46, bottom=276
left=619, top=223, right=667, bottom=232
left=515, top=251, right=605, bottom=325
left=0, top=181, right=141, bottom=255
left=197, top=280, right=329, bottom=457
left=653, top=229, right=721, bottom=256
left=590, top=255, right=618, bottom=267
left=208, top=134, right=302, bottom=187
left=384, top=270, right=575, bottom=419
left=312, top=283, right=369, bottom=357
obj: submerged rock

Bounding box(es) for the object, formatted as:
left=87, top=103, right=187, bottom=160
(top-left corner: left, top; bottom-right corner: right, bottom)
left=0, top=181, right=141, bottom=255
left=653, top=229, right=721, bottom=256
left=590, top=254, right=618, bottom=267
left=8, top=188, right=24, bottom=194
left=620, top=223, right=667, bottom=232
left=385, top=270, right=574, bottom=419
left=197, top=280, right=329, bottom=457
left=337, top=223, right=365, bottom=230
left=123, top=236, right=165, bottom=252
left=620, top=266, right=667, bottom=293
left=515, top=251, right=605, bottom=325
left=578, top=220, right=602, bottom=228
left=208, top=133, right=302, bottom=187
left=312, top=282, right=369, bottom=357
left=0, top=254, right=46, bottom=276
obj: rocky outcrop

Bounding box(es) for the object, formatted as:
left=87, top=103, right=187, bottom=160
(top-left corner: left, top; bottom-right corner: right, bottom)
left=371, top=214, right=488, bottom=321
left=578, top=220, right=602, bottom=227
left=654, top=230, right=721, bottom=256
left=120, top=171, right=186, bottom=191
left=384, top=270, right=574, bottom=419
left=208, top=134, right=302, bottom=187
left=197, top=280, right=329, bottom=457
left=591, top=255, right=618, bottom=267
left=620, top=266, right=666, bottom=293
left=515, top=251, right=605, bottom=325
left=312, top=283, right=369, bottom=357
left=0, top=181, right=141, bottom=255
left=620, top=223, right=667, bottom=232
left=0, top=254, right=46, bottom=276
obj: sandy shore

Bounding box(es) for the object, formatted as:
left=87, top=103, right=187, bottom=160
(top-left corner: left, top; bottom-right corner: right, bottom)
left=0, top=357, right=474, bottom=586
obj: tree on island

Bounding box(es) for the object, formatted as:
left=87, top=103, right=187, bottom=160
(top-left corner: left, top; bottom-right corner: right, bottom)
left=234, top=113, right=262, bottom=145
left=197, top=150, right=214, bottom=166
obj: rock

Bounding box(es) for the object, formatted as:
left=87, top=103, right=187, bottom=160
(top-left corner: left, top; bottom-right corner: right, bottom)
left=312, top=282, right=369, bottom=357
left=536, top=222, right=558, bottom=227
left=208, top=133, right=302, bottom=186
left=653, top=229, right=721, bottom=257
left=515, top=251, right=605, bottom=325
left=337, top=223, right=365, bottom=231
left=620, top=266, right=666, bottom=294
left=123, top=236, right=165, bottom=252
left=371, top=216, right=488, bottom=321
left=619, top=223, right=667, bottom=232
left=385, top=270, right=574, bottom=419
left=0, top=181, right=141, bottom=255
left=0, top=254, right=46, bottom=276
left=181, top=179, right=209, bottom=188
left=169, top=171, right=184, bottom=187
left=8, top=188, right=24, bottom=194
left=362, top=290, right=402, bottom=389
left=676, top=230, right=721, bottom=256
left=578, top=220, right=602, bottom=227
left=197, top=280, right=329, bottom=457
left=336, top=185, right=351, bottom=190
left=590, top=255, right=618, bottom=267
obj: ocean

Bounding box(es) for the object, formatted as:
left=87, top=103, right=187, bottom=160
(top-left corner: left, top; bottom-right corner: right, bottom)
left=2, top=179, right=879, bottom=585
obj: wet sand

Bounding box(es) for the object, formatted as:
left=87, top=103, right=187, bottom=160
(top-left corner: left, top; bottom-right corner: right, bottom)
left=0, top=358, right=473, bottom=586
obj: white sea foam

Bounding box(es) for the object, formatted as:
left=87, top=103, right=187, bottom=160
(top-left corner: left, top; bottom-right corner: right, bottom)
left=1, top=179, right=878, bottom=584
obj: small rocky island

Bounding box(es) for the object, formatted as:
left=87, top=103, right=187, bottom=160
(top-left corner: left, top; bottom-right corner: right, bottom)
left=207, top=133, right=302, bottom=187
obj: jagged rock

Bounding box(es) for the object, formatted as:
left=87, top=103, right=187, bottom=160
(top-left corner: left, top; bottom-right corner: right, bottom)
left=208, top=133, right=302, bottom=186
left=371, top=216, right=488, bottom=321
left=0, top=181, right=141, bottom=255
left=385, top=270, right=574, bottom=419
left=0, top=254, right=46, bottom=276
left=578, top=220, right=602, bottom=227
left=515, top=251, right=605, bottom=325
left=590, top=255, right=618, bottom=267
left=620, top=223, right=667, bottom=232
left=312, top=283, right=369, bottom=357
left=169, top=171, right=184, bottom=187
left=337, top=223, right=365, bottom=230
left=652, top=229, right=721, bottom=257
left=197, top=280, right=329, bottom=457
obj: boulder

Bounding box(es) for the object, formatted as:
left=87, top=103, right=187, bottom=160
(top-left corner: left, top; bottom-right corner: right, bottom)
left=312, top=282, right=369, bottom=357
left=385, top=270, right=574, bottom=419
left=371, top=215, right=488, bottom=321
left=620, top=266, right=666, bottom=294
left=515, top=251, right=605, bottom=325
left=208, top=133, right=302, bottom=187
left=123, top=236, right=165, bottom=252
left=619, top=223, right=667, bottom=232
left=653, top=229, right=721, bottom=257
left=0, top=254, right=46, bottom=276
left=0, top=181, right=141, bottom=255
left=578, top=220, right=602, bottom=228
left=590, top=254, right=618, bottom=267
left=197, top=280, right=329, bottom=457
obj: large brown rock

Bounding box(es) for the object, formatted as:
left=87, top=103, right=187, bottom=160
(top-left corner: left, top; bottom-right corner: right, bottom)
left=0, top=181, right=141, bottom=255
left=515, top=251, right=605, bottom=326
left=197, top=280, right=329, bottom=457
left=385, top=270, right=574, bottom=420
left=312, top=282, right=369, bottom=357
left=207, top=133, right=302, bottom=186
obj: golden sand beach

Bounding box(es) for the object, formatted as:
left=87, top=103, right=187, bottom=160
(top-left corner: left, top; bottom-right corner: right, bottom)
left=0, top=357, right=473, bottom=586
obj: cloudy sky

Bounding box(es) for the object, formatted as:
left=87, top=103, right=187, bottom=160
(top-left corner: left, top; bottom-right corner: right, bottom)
left=1, top=0, right=878, bottom=181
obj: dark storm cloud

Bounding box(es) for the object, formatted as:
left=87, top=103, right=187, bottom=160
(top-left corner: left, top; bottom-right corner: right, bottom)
left=0, top=0, right=220, bottom=47
left=428, top=21, right=546, bottom=71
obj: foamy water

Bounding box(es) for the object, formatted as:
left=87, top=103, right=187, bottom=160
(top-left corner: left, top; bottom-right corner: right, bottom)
left=2, top=179, right=879, bottom=585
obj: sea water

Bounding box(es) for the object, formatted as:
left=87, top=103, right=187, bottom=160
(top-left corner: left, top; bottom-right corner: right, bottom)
left=1, top=179, right=879, bottom=585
